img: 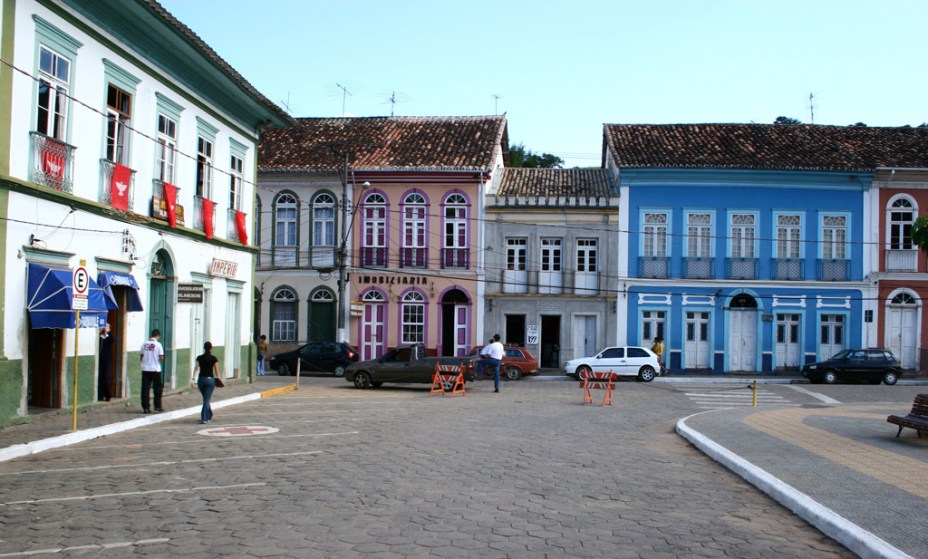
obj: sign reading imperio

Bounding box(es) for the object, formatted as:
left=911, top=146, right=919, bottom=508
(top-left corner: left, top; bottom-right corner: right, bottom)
left=358, top=275, right=429, bottom=286
left=178, top=283, right=204, bottom=303
left=209, top=259, right=238, bottom=279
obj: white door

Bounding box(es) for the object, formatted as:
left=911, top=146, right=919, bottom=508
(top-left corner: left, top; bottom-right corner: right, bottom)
left=361, top=297, right=386, bottom=360
left=224, top=293, right=241, bottom=378
left=729, top=311, right=757, bottom=372
left=819, top=315, right=845, bottom=360
left=684, top=312, right=710, bottom=369
left=572, top=315, right=598, bottom=360
left=453, top=305, right=468, bottom=356
left=887, top=306, right=917, bottom=369
left=775, top=314, right=800, bottom=369
left=640, top=311, right=666, bottom=348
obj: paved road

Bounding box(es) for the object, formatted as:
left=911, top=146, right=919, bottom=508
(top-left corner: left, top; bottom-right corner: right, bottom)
left=0, top=376, right=908, bottom=558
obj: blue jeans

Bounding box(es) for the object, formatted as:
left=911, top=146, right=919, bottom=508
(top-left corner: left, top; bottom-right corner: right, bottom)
left=477, top=358, right=502, bottom=390
left=257, top=355, right=265, bottom=376
left=197, top=377, right=215, bottom=422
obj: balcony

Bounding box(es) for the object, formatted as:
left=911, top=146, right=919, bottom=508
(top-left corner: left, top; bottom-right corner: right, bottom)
left=31, top=132, right=75, bottom=193
left=441, top=248, right=469, bottom=269
left=727, top=257, right=757, bottom=280
left=227, top=209, right=249, bottom=245
left=193, top=195, right=217, bottom=236
left=772, top=258, right=803, bottom=281
left=360, top=247, right=388, bottom=268
left=502, top=269, right=528, bottom=294
left=684, top=257, right=713, bottom=279
left=574, top=272, right=598, bottom=296
left=886, top=249, right=917, bottom=272
left=638, top=256, right=669, bottom=279
left=100, top=159, right=135, bottom=211
left=818, top=259, right=849, bottom=281
left=310, top=246, right=337, bottom=270
left=255, top=248, right=340, bottom=270
left=400, top=247, right=428, bottom=269
left=151, top=180, right=185, bottom=226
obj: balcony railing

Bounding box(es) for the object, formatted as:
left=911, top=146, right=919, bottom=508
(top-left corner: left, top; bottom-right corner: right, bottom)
left=727, top=257, right=757, bottom=280
left=502, top=269, right=528, bottom=294
left=886, top=249, right=917, bottom=272
left=684, top=257, right=713, bottom=279
left=400, top=247, right=428, bottom=268
left=772, top=258, right=803, bottom=280
left=151, top=180, right=185, bottom=226
left=310, top=246, right=337, bottom=270
left=31, top=132, right=75, bottom=193
left=638, top=256, right=669, bottom=279
left=227, top=208, right=251, bottom=244
left=360, top=247, right=388, bottom=268
left=441, top=248, right=469, bottom=269
left=100, top=159, right=135, bottom=210
left=255, top=248, right=342, bottom=270
left=818, top=259, right=849, bottom=281
left=193, top=195, right=216, bottom=234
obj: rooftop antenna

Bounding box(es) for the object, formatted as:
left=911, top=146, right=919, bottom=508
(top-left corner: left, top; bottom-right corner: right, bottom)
left=336, top=82, right=353, bottom=116
left=280, top=91, right=293, bottom=115
left=492, top=94, right=502, bottom=116
left=808, top=92, right=817, bottom=124
left=381, top=90, right=409, bottom=117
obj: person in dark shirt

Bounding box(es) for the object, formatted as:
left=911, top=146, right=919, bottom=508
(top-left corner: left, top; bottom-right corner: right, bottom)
left=191, top=342, right=219, bottom=424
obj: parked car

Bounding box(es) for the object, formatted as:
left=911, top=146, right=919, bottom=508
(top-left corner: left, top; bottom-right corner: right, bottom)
left=801, top=349, right=901, bottom=385
left=563, top=346, right=661, bottom=382
left=269, top=342, right=359, bottom=377
left=468, top=345, right=539, bottom=380
left=346, top=344, right=473, bottom=389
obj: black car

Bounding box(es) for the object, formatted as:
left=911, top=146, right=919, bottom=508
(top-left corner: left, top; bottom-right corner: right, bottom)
left=269, top=342, right=359, bottom=377
left=801, top=348, right=902, bottom=385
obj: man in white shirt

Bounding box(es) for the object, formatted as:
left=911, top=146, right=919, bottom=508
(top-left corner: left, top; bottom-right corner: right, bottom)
left=140, top=329, right=165, bottom=413
left=485, top=334, right=505, bottom=393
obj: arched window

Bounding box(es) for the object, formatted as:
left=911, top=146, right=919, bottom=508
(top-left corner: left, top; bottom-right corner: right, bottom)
left=442, top=193, right=468, bottom=269
left=271, top=287, right=298, bottom=342
left=891, top=292, right=917, bottom=306
left=274, top=193, right=299, bottom=266
left=401, top=192, right=427, bottom=268
left=401, top=291, right=426, bottom=345
left=888, top=197, right=916, bottom=250
left=312, top=192, right=336, bottom=247
left=361, top=192, right=387, bottom=267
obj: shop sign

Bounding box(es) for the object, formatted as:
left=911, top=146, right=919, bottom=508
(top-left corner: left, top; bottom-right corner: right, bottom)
left=358, top=274, right=429, bottom=286
left=178, top=283, right=204, bottom=303
left=209, top=259, right=238, bottom=279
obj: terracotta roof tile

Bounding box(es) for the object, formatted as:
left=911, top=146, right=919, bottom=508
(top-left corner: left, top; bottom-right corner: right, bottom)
left=498, top=168, right=614, bottom=198
left=604, top=124, right=928, bottom=172
left=259, top=116, right=508, bottom=172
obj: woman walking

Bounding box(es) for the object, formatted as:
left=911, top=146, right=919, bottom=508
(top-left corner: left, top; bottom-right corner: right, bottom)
left=191, top=342, right=219, bottom=424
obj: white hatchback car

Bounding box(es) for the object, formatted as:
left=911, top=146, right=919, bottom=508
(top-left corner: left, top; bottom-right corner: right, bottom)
left=563, top=346, right=661, bottom=382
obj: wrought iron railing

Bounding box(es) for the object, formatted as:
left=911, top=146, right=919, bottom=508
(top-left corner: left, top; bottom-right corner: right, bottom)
left=818, top=259, right=849, bottom=281
left=193, top=195, right=216, bottom=234
left=772, top=258, right=803, bottom=280
left=684, top=257, right=713, bottom=279
left=638, top=256, right=669, bottom=279
left=727, top=257, right=757, bottom=280
left=441, top=248, right=469, bottom=269
left=31, top=131, right=75, bottom=193
left=100, top=159, right=136, bottom=209
left=400, top=247, right=428, bottom=268
left=360, top=247, right=388, bottom=268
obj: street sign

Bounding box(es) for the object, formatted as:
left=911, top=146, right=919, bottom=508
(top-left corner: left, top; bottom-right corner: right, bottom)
left=72, top=265, right=89, bottom=311
left=527, top=324, right=539, bottom=345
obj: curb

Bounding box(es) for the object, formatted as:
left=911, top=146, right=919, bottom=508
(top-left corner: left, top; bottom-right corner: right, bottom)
left=0, top=390, right=278, bottom=463
left=676, top=411, right=915, bottom=559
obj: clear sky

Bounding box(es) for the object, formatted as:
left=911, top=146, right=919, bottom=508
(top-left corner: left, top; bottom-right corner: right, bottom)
left=159, top=0, right=926, bottom=168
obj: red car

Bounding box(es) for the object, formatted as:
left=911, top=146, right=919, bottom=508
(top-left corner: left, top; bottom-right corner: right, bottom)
left=469, top=345, right=539, bottom=380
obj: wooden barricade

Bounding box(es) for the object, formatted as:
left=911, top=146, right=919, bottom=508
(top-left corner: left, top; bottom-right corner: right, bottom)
left=578, top=370, right=617, bottom=406
left=430, top=362, right=466, bottom=398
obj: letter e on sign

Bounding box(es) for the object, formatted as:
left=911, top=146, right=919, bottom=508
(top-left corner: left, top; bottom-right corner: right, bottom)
left=72, top=266, right=89, bottom=310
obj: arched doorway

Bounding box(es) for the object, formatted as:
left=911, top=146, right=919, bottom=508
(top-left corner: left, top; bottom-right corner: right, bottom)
left=308, top=287, right=336, bottom=342
left=728, top=293, right=758, bottom=372
left=360, top=290, right=386, bottom=360
left=440, top=288, right=469, bottom=356
left=886, top=290, right=918, bottom=369
left=148, top=249, right=175, bottom=386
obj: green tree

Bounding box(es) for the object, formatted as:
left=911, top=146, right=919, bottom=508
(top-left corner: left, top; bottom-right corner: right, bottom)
left=508, top=143, right=564, bottom=168
left=774, top=116, right=802, bottom=125
left=911, top=216, right=928, bottom=252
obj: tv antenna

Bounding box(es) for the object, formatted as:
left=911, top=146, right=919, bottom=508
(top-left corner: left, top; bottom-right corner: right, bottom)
left=808, top=92, right=817, bottom=124
left=381, top=90, right=410, bottom=117
left=280, top=91, right=294, bottom=115
left=336, top=82, right=353, bottom=116
left=492, top=94, right=502, bottom=116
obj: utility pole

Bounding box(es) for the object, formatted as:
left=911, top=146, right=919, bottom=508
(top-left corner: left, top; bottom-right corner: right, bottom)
left=336, top=149, right=350, bottom=344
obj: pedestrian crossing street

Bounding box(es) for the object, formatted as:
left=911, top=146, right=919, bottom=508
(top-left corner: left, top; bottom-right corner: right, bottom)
left=678, top=384, right=799, bottom=410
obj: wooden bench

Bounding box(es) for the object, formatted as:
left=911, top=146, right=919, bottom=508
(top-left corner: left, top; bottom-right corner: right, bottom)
left=886, top=394, right=928, bottom=438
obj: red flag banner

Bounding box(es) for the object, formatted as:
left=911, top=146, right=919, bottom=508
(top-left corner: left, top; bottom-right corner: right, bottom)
left=110, top=163, right=131, bottom=211
left=163, top=182, right=177, bottom=228
left=202, top=198, right=215, bottom=239
left=42, top=148, right=65, bottom=182
left=234, top=210, right=249, bottom=245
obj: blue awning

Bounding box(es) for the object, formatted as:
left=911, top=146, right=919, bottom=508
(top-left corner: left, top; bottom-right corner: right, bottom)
left=27, top=264, right=109, bottom=329
left=97, top=271, right=144, bottom=312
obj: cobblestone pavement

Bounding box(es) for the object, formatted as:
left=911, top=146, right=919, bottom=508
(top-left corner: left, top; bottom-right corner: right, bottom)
left=0, top=377, right=863, bottom=558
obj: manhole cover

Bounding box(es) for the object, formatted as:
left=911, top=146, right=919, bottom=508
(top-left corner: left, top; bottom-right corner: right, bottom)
left=198, top=425, right=279, bottom=437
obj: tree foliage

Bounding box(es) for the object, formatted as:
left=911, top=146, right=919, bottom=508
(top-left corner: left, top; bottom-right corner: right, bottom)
left=912, top=216, right=928, bottom=253
left=774, top=116, right=802, bottom=125
left=508, top=143, right=564, bottom=168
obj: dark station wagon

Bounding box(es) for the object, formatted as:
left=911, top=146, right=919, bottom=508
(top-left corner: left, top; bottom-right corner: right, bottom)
left=801, top=348, right=902, bottom=385
left=269, top=342, right=359, bottom=377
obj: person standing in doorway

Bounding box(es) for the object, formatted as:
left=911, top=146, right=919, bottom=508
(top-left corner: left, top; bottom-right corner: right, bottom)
left=651, top=336, right=667, bottom=376
left=256, top=334, right=268, bottom=376
left=487, top=334, right=505, bottom=393
left=140, top=329, right=165, bottom=413
left=191, top=341, right=219, bottom=424
left=98, top=323, right=113, bottom=402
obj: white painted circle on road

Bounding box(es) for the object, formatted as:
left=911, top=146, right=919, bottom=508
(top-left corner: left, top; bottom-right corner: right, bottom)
left=198, top=425, right=279, bottom=437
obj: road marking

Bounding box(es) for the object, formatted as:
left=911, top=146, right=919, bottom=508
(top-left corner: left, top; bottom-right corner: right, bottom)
left=684, top=390, right=796, bottom=410
left=787, top=385, right=842, bottom=404
left=198, top=425, right=279, bottom=437
left=56, top=428, right=362, bottom=451
left=0, top=451, right=323, bottom=477
left=0, top=538, right=169, bottom=557
left=0, top=483, right=265, bottom=506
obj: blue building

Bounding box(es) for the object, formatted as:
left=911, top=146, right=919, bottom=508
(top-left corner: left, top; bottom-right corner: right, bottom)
left=605, top=124, right=878, bottom=374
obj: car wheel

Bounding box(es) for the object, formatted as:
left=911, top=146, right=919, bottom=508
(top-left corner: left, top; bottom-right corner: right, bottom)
left=353, top=372, right=372, bottom=389
left=505, top=366, right=522, bottom=381
left=882, top=370, right=898, bottom=386
left=277, top=363, right=290, bottom=376
left=638, top=366, right=656, bottom=382
left=822, top=370, right=838, bottom=384
left=333, top=365, right=347, bottom=378
left=576, top=365, right=592, bottom=382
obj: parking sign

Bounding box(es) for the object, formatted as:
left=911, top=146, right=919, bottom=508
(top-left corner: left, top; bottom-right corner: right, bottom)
left=72, top=266, right=89, bottom=311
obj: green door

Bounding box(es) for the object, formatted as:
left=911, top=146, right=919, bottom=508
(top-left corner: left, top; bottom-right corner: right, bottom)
left=149, top=251, right=175, bottom=384
left=308, top=289, right=336, bottom=342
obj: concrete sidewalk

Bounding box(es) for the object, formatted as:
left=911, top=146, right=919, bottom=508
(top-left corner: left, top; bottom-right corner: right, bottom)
left=678, top=401, right=928, bottom=559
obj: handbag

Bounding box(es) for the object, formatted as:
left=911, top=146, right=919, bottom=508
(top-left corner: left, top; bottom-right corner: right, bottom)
left=214, top=376, right=225, bottom=388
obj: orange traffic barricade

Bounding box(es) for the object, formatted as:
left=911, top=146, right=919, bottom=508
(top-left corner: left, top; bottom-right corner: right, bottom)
left=578, top=370, right=617, bottom=406
left=430, top=362, right=466, bottom=398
